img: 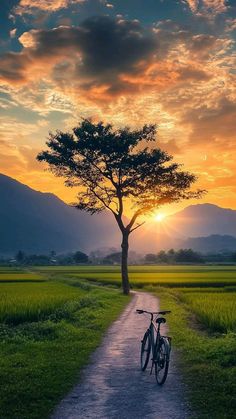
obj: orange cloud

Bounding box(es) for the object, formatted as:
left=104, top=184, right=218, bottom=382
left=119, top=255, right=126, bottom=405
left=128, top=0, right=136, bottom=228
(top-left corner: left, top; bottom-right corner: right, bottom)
left=184, top=0, right=228, bottom=16
left=13, top=0, right=85, bottom=15
left=0, top=15, right=235, bottom=212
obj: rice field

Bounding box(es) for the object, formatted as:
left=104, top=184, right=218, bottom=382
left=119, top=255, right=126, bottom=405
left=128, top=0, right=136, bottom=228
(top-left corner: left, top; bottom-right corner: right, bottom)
left=0, top=269, right=129, bottom=419
left=178, top=290, right=236, bottom=333
left=0, top=273, right=44, bottom=282
left=35, top=265, right=236, bottom=288
left=34, top=265, right=236, bottom=333
left=0, top=265, right=235, bottom=418
left=1, top=265, right=236, bottom=332
left=0, top=281, right=86, bottom=324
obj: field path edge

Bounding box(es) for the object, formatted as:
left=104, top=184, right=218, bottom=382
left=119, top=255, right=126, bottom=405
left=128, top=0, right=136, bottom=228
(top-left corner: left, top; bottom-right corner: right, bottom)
left=52, top=291, right=192, bottom=419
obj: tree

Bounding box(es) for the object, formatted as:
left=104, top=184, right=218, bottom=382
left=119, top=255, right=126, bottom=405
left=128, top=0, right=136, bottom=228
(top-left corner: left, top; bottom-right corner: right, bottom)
left=15, top=250, right=25, bottom=263
left=103, top=252, right=122, bottom=265
left=73, top=251, right=89, bottom=264
left=175, top=249, right=203, bottom=263
left=157, top=250, right=168, bottom=263
left=37, top=119, right=204, bottom=294
left=145, top=253, right=158, bottom=263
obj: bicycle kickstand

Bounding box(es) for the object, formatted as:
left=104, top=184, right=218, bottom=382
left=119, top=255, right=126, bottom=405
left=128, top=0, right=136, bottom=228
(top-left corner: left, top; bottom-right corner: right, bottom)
left=150, top=359, right=155, bottom=375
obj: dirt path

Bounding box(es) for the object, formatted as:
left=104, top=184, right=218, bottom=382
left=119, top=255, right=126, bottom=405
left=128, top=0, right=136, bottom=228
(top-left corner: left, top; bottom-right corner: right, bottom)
left=52, top=292, right=192, bottom=419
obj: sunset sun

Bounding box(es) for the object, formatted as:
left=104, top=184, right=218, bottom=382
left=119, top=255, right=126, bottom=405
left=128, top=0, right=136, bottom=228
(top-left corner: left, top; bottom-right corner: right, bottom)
left=154, top=212, right=166, bottom=223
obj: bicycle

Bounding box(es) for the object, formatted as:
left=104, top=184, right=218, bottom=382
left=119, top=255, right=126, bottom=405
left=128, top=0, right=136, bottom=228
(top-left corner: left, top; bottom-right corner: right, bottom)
left=136, top=309, right=172, bottom=385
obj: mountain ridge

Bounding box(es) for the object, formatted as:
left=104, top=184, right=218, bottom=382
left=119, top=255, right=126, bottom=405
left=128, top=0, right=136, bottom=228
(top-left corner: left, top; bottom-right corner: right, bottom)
left=0, top=173, right=119, bottom=255
left=1, top=173, right=236, bottom=255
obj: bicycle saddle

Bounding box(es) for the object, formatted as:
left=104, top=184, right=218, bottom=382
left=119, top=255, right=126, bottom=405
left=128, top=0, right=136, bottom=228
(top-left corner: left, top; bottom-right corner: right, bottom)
left=156, top=317, right=166, bottom=324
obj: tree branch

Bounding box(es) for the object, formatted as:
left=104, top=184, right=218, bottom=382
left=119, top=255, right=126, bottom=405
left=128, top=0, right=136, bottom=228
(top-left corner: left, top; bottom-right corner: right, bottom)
left=126, top=209, right=143, bottom=232
left=130, top=221, right=146, bottom=233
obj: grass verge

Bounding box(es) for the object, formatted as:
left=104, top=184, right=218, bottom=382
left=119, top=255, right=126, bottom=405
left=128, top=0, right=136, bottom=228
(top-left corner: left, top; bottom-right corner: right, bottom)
left=151, top=287, right=236, bottom=419
left=0, top=278, right=130, bottom=419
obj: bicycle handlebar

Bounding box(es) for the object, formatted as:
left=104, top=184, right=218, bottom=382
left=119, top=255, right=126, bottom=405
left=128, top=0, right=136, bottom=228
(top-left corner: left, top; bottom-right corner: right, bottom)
left=136, top=309, right=171, bottom=315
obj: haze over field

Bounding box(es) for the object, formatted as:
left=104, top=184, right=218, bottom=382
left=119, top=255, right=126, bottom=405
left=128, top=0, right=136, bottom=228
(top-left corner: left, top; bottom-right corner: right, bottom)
left=0, top=0, right=236, bottom=215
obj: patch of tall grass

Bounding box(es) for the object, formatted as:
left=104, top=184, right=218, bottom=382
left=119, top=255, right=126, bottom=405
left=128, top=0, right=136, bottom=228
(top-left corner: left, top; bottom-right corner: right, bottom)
left=0, top=273, right=44, bottom=282
left=156, top=288, right=236, bottom=419
left=0, top=281, right=86, bottom=324
left=178, top=290, right=236, bottom=333
left=0, top=276, right=129, bottom=419
left=66, top=271, right=236, bottom=288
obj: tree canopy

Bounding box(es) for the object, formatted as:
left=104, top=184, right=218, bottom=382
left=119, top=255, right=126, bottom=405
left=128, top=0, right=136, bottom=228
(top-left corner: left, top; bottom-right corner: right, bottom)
left=37, top=119, right=204, bottom=294
left=37, top=119, right=202, bottom=233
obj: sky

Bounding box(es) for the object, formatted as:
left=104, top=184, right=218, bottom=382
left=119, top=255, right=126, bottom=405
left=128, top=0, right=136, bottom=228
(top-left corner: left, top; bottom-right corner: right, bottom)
left=0, top=0, right=236, bottom=216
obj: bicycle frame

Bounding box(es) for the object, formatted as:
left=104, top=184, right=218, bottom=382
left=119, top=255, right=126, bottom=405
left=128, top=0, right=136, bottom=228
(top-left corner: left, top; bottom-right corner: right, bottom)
left=137, top=309, right=172, bottom=377
left=147, top=314, right=164, bottom=371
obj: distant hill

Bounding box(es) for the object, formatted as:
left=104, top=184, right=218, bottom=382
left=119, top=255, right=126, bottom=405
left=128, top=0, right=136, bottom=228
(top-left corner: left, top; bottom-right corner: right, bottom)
left=166, top=203, right=236, bottom=238
left=132, top=204, right=236, bottom=253
left=181, top=235, right=236, bottom=253
left=1, top=174, right=236, bottom=255
left=0, top=174, right=119, bottom=255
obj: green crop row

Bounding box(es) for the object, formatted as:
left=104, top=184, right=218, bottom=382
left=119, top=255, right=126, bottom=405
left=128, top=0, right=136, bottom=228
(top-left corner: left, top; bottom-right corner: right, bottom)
left=177, top=290, right=236, bottom=333
left=0, top=281, right=88, bottom=324
left=0, top=273, right=44, bottom=282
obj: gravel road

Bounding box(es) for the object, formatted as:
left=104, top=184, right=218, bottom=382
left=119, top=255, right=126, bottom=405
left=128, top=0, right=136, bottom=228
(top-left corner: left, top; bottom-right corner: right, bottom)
left=52, top=292, right=192, bottom=419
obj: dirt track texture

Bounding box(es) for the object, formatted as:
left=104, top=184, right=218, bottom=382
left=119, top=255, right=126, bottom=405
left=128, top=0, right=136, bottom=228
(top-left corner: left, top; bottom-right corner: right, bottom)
left=52, top=292, right=192, bottom=419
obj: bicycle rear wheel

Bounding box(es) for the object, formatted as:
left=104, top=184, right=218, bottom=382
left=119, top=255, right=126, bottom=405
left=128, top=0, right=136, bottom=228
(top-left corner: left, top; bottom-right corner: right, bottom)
left=155, top=337, right=170, bottom=385
left=141, top=331, right=151, bottom=371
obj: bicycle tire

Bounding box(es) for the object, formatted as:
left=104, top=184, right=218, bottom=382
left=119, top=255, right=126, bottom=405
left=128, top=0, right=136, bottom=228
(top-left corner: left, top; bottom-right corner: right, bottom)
left=155, top=337, right=170, bottom=385
left=141, top=331, right=151, bottom=371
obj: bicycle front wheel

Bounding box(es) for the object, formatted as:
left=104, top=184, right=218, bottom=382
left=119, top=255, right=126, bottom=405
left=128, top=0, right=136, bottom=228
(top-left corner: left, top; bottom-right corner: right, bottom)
left=155, top=337, right=170, bottom=385
left=141, top=331, right=151, bottom=371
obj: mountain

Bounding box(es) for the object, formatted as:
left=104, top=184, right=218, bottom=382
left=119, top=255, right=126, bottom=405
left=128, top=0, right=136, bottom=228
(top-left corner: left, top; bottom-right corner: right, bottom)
left=131, top=203, right=236, bottom=253
left=165, top=203, right=236, bottom=238
left=0, top=174, right=119, bottom=255
left=1, top=174, right=236, bottom=255
left=180, top=235, right=236, bottom=253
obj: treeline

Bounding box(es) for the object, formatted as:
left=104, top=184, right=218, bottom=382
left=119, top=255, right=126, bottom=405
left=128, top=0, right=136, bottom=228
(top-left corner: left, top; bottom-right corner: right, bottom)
left=3, top=250, right=89, bottom=266
left=144, top=249, right=203, bottom=264
left=1, top=248, right=236, bottom=266
left=145, top=249, right=236, bottom=264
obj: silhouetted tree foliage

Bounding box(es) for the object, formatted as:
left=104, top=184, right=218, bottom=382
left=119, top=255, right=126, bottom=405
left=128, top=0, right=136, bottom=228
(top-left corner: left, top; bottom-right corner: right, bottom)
left=145, top=253, right=157, bottom=263
left=230, top=252, right=236, bottom=262
left=73, top=251, right=89, bottom=264
left=175, top=249, right=203, bottom=263
left=37, top=119, right=204, bottom=294
left=103, top=252, right=122, bottom=264
left=15, top=250, right=25, bottom=263
left=144, top=248, right=203, bottom=264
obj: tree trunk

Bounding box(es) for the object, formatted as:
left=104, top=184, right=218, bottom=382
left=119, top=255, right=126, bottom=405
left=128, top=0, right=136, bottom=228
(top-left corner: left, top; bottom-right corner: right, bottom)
left=121, top=231, right=130, bottom=295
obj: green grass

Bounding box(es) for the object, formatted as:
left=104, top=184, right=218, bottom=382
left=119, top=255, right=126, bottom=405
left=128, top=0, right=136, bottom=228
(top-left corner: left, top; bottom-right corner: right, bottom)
left=0, top=276, right=129, bottom=419
left=35, top=265, right=236, bottom=288
left=1, top=265, right=236, bottom=418
left=0, top=273, right=44, bottom=282
left=0, top=281, right=92, bottom=324
left=154, top=287, right=236, bottom=419
left=177, top=289, right=236, bottom=333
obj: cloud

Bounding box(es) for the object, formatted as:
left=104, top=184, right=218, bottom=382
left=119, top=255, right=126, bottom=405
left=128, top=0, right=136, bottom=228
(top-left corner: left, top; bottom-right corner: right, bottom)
left=13, top=0, right=85, bottom=16
left=0, top=16, right=220, bottom=94
left=182, top=96, right=236, bottom=144
left=184, top=0, right=228, bottom=17
left=10, top=28, right=17, bottom=38
left=0, top=16, right=158, bottom=96
left=0, top=16, right=235, bottom=165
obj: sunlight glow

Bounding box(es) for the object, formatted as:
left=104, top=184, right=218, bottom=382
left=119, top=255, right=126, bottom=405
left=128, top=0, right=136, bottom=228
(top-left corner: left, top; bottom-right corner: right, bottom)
left=154, top=212, right=166, bottom=222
